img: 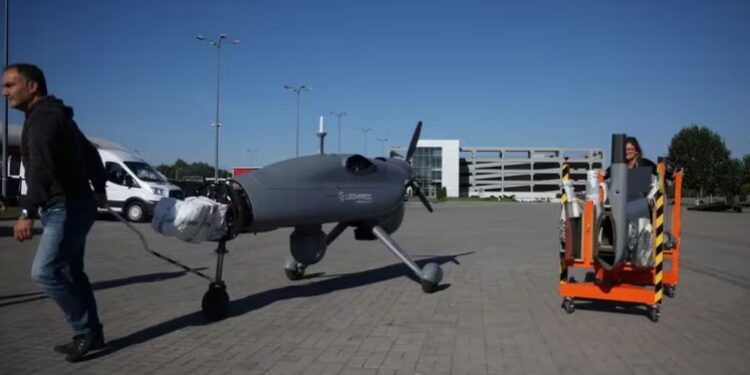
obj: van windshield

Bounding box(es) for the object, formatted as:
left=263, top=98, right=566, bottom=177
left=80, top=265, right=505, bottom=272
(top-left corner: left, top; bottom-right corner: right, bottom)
left=124, top=162, right=166, bottom=183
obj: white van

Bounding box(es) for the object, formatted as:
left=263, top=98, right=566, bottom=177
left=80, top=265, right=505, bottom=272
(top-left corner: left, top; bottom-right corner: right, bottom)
left=6, top=125, right=183, bottom=222
left=96, top=147, right=184, bottom=222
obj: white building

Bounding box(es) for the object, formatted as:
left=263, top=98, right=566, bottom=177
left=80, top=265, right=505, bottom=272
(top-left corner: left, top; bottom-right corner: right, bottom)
left=394, top=140, right=603, bottom=201
left=461, top=146, right=604, bottom=201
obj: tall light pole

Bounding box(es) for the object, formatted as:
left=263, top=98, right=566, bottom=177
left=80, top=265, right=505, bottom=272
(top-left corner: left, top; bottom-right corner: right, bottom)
left=245, top=148, right=257, bottom=166
left=284, top=84, right=311, bottom=158
left=376, top=138, right=389, bottom=157
left=196, top=33, right=239, bottom=181
left=357, top=127, right=372, bottom=156
left=329, top=111, right=347, bottom=154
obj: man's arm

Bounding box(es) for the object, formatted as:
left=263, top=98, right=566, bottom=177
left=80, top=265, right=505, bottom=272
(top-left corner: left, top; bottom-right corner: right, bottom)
left=83, top=138, right=106, bottom=194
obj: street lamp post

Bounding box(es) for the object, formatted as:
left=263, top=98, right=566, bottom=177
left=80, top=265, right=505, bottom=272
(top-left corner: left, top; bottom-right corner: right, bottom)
left=196, top=33, right=239, bottom=181
left=245, top=148, right=257, bottom=166
left=284, top=84, right=311, bottom=158
left=357, top=127, right=373, bottom=156
left=329, top=111, right=347, bottom=154
left=376, top=138, right=389, bottom=157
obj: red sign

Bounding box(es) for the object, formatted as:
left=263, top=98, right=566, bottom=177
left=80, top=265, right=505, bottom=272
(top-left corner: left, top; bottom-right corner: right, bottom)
left=232, top=167, right=259, bottom=178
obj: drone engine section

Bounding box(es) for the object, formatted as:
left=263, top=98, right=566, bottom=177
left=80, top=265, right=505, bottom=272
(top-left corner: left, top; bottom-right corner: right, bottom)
left=195, top=180, right=253, bottom=240
left=290, top=225, right=327, bottom=265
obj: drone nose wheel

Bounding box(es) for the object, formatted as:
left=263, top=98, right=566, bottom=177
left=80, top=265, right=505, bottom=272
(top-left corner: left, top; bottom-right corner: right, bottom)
left=202, top=282, right=229, bottom=321
left=420, top=262, right=443, bottom=293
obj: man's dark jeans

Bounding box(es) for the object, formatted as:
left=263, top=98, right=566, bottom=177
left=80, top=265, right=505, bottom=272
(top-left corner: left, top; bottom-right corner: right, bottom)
left=31, top=196, right=101, bottom=335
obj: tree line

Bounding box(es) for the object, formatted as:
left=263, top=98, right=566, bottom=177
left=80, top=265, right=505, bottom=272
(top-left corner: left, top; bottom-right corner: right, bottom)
left=667, top=125, right=749, bottom=202
left=154, top=159, right=231, bottom=180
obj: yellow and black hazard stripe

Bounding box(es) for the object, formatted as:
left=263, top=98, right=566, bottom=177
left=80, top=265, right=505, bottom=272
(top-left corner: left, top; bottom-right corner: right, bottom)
left=653, top=163, right=666, bottom=304
left=560, top=159, right=570, bottom=283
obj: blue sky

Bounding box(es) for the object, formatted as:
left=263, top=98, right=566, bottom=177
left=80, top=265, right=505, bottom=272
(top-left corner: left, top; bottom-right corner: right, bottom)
left=4, top=0, right=749, bottom=168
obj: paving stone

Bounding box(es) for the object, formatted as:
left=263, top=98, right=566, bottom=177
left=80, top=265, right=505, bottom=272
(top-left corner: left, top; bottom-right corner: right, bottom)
left=0, top=204, right=748, bottom=374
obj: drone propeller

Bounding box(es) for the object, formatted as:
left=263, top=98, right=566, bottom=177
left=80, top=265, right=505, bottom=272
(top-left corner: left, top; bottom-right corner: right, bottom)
left=401, top=121, right=432, bottom=212
left=407, top=178, right=433, bottom=212
left=405, top=121, right=422, bottom=164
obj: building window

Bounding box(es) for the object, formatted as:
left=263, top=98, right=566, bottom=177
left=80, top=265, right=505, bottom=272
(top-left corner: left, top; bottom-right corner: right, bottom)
left=412, top=147, right=442, bottom=197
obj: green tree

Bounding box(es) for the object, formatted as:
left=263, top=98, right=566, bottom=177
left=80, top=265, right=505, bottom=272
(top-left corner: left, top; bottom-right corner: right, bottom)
left=721, top=158, right=743, bottom=202
left=436, top=186, right=447, bottom=200
left=155, top=159, right=230, bottom=180
left=740, top=155, right=750, bottom=202
left=154, top=163, right=174, bottom=179
left=667, top=125, right=733, bottom=197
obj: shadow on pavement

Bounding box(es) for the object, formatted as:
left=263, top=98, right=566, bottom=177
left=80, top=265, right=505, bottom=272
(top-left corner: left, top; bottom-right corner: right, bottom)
left=0, top=269, right=201, bottom=308
left=564, top=299, right=651, bottom=320
left=96, top=212, right=127, bottom=222
left=86, top=252, right=472, bottom=361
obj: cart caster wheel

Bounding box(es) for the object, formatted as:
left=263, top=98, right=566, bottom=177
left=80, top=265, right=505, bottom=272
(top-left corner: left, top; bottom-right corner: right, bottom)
left=647, top=305, right=660, bottom=323
left=202, top=282, right=229, bottom=321
left=563, top=298, right=575, bottom=314
left=664, top=285, right=676, bottom=298
left=284, top=259, right=306, bottom=281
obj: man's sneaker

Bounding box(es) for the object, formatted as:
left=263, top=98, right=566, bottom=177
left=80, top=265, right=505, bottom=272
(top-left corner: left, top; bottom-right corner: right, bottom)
left=54, top=333, right=105, bottom=362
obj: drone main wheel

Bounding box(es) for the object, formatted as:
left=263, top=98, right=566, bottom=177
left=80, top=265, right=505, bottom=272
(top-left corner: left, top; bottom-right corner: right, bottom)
left=285, top=268, right=305, bottom=281
left=284, top=259, right=306, bottom=281
left=202, top=282, right=229, bottom=321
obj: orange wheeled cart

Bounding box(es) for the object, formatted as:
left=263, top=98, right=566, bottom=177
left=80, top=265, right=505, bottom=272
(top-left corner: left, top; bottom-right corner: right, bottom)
left=662, top=165, right=684, bottom=298
left=558, top=156, right=683, bottom=322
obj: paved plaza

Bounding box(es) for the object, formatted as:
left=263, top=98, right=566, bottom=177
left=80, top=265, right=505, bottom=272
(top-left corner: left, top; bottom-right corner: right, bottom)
left=1, top=203, right=748, bottom=374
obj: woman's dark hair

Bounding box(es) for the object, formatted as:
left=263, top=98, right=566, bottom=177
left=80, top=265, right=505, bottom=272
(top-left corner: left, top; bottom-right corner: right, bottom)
left=626, top=136, right=643, bottom=158
left=3, top=63, right=48, bottom=96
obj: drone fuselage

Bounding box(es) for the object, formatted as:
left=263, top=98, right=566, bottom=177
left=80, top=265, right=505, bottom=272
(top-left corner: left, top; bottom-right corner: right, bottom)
left=195, top=121, right=442, bottom=321
left=234, top=153, right=411, bottom=234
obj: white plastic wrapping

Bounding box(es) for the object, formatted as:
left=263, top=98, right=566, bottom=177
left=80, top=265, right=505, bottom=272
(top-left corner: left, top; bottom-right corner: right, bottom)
left=562, top=179, right=582, bottom=219
left=151, top=197, right=228, bottom=243
left=627, top=218, right=654, bottom=269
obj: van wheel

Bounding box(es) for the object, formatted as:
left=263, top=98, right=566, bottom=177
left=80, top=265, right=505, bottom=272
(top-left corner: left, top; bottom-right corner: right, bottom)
left=124, top=201, right=147, bottom=222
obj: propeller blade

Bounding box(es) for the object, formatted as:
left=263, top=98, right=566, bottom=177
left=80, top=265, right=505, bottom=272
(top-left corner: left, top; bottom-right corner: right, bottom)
left=414, top=187, right=434, bottom=212
left=405, top=121, right=422, bottom=163
left=407, top=179, right=433, bottom=212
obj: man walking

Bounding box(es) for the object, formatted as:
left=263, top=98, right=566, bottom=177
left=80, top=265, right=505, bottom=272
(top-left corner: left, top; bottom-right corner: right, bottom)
left=3, top=63, right=107, bottom=362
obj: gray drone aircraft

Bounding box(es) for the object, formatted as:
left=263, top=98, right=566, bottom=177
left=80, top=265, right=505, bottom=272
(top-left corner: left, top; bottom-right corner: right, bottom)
left=198, top=121, right=442, bottom=320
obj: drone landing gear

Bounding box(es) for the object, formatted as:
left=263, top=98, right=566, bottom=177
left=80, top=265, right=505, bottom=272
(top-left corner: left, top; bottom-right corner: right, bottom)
left=371, top=225, right=443, bottom=293
left=284, top=223, right=347, bottom=281
left=202, top=239, right=230, bottom=321
left=202, top=281, right=229, bottom=321
left=284, top=259, right=307, bottom=280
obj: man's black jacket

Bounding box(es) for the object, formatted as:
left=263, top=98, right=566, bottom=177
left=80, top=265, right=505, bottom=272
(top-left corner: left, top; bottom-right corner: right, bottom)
left=21, top=96, right=106, bottom=217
